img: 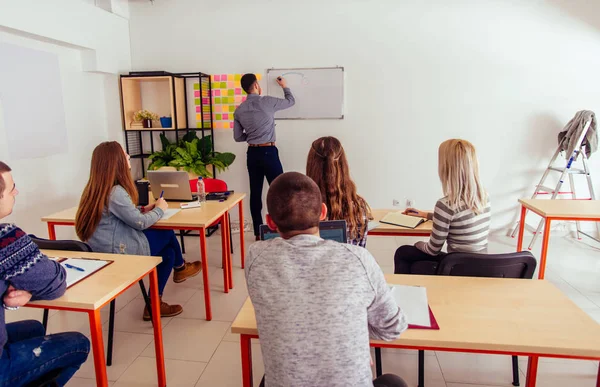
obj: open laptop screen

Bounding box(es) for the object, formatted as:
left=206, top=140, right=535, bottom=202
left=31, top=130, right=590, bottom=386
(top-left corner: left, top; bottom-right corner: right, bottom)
left=259, top=220, right=347, bottom=243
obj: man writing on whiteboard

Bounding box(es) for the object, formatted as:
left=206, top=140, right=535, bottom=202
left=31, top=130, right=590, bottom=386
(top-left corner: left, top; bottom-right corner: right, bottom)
left=234, top=74, right=295, bottom=239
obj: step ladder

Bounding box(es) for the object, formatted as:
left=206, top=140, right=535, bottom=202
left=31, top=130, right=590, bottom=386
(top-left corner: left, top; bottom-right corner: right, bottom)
left=510, top=118, right=599, bottom=249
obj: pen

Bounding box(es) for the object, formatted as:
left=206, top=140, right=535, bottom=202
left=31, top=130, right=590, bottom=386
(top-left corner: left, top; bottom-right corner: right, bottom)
left=65, top=263, right=85, bottom=272
left=160, top=190, right=164, bottom=199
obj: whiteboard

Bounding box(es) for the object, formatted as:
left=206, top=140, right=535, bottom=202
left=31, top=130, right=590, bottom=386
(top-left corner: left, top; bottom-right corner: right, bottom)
left=266, top=67, right=344, bottom=119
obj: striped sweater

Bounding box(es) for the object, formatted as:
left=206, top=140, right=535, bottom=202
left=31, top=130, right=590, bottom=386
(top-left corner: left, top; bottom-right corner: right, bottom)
left=417, top=198, right=491, bottom=255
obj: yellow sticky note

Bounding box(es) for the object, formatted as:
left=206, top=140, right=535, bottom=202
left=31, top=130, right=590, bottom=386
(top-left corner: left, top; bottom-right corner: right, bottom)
left=227, top=74, right=234, bottom=81
left=196, top=113, right=202, bottom=120
left=234, top=74, right=241, bottom=81
left=256, top=73, right=262, bottom=81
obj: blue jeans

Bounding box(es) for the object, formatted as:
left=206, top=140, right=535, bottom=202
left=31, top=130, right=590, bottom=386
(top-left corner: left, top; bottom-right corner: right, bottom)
left=143, top=229, right=185, bottom=295
left=247, top=146, right=284, bottom=237
left=0, top=320, right=89, bottom=387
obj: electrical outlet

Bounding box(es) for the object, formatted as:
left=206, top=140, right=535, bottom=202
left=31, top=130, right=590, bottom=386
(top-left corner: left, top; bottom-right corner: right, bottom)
left=406, top=198, right=414, bottom=208
left=392, top=199, right=401, bottom=207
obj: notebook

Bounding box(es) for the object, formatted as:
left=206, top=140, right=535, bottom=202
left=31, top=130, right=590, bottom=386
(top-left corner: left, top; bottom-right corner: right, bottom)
left=161, top=208, right=181, bottom=220
left=380, top=211, right=427, bottom=229
left=388, top=284, right=439, bottom=329
left=59, top=258, right=112, bottom=288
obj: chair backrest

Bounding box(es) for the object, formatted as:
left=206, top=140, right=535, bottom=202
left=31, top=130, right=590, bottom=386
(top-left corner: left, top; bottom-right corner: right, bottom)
left=189, top=177, right=228, bottom=193
left=29, top=235, right=92, bottom=252
left=436, top=251, right=537, bottom=279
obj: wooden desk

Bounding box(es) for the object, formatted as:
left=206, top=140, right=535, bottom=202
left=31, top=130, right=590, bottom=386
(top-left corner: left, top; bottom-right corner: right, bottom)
left=41, top=192, right=246, bottom=321
left=369, top=209, right=433, bottom=237
left=231, top=275, right=600, bottom=387
left=27, top=250, right=165, bottom=387
left=516, top=199, right=600, bottom=279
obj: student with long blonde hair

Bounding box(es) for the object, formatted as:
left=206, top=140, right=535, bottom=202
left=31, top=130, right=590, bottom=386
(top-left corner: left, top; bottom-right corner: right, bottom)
left=76, top=142, right=201, bottom=320
left=306, top=136, right=373, bottom=247
left=394, top=139, right=490, bottom=274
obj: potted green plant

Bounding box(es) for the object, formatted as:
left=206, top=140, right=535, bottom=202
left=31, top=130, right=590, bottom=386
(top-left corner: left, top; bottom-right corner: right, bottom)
left=134, top=109, right=159, bottom=128
left=148, top=132, right=236, bottom=178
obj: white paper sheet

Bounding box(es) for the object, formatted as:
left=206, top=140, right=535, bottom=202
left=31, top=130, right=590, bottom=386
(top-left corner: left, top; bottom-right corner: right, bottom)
left=389, top=285, right=431, bottom=327
left=161, top=208, right=181, bottom=220
left=60, top=258, right=110, bottom=288
left=367, top=221, right=380, bottom=231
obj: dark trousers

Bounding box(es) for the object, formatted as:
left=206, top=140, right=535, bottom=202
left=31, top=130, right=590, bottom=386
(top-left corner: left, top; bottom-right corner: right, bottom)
left=394, top=245, right=446, bottom=274
left=259, top=374, right=408, bottom=387
left=247, top=146, right=284, bottom=236
left=143, top=229, right=185, bottom=295
left=0, top=320, right=90, bottom=387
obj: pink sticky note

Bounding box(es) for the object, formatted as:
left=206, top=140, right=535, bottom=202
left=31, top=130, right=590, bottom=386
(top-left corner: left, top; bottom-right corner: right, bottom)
left=227, top=81, right=234, bottom=89
left=202, top=98, right=209, bottom=104
left=229, top=121, right=234, bottom=129
left=235, top=95, right=243, bottom=103
left=194, top=91, right=200, bottom=97
left=223, top=114, right=229, bottom=120
left=235, top=88, right=241, bottom=95
left=221, top=74, right=227, bottom=80
left=214, top=75, right=221, bottom=82
left=214, top=105, right=222, bottom=113
left=215, top=89, right=221, bottom=96
left=195, top=106, right=200, bottom=113
left=242, top=96, right=247, bottom=102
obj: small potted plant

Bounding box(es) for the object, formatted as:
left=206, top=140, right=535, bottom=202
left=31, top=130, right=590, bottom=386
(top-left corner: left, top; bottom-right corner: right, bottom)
left=134, top=110, right=159, bottom=128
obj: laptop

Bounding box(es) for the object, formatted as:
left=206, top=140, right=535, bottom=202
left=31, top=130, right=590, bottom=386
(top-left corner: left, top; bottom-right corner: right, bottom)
left=147, top=170, right=197, bottom=201
left=259, top=220, right=348, bottom=243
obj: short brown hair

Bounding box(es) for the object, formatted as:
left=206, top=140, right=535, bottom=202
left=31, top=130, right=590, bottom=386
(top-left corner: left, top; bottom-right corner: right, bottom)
left=0, top=161, right=12, bottom=199
left=266, top=172, right=322, bottom=233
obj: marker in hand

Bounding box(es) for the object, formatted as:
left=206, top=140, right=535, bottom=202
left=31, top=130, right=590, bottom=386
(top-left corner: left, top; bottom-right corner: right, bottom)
left=65, top=263, right=85, bottom=272
left=407, top=210, right=419, bottom=214
left=160, top=190, right=164, bottom=199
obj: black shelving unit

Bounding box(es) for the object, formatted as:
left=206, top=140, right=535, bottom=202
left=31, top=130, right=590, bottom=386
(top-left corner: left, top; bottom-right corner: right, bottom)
left=119, top=71, right=215, bottom=179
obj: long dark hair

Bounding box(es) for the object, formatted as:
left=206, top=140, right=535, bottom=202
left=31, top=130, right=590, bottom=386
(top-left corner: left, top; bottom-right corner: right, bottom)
left=306, top=136, right=372, bottom=241
left=76, top=141, right=137, bottom=241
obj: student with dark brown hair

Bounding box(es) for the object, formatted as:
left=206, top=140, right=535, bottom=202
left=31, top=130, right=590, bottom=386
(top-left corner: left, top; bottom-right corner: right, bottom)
left=246, top=172, right=408, bottom=387
left=306, top=136, right=373, bottom=247
left=75, top=141, right=201, bottom=320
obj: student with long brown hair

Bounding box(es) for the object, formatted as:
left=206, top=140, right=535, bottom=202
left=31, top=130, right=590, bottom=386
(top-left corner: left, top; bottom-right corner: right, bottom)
left=75, top=141, right=201, bottom=320
left=394, top=139, right=491, bottom=274
left=306, top=136, right=373, bottom=247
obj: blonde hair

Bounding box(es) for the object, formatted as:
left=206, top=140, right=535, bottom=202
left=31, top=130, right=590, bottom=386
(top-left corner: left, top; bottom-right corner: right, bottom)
left=438, top=139, right=487, bottom=213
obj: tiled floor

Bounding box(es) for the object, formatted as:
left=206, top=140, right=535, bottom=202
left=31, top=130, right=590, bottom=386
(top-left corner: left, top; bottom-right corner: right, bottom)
left=6, top=229, right=600, bottom=386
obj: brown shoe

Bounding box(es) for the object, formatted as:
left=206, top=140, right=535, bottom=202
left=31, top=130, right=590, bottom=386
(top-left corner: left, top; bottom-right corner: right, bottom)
left=143, top=299, right=183, bottom=321
left=173, top=261, right=202, bottom=283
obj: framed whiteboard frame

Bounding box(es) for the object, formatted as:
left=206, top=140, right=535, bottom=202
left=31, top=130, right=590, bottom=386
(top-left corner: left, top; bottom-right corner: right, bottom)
left=266, top=66, right=345, bottom=120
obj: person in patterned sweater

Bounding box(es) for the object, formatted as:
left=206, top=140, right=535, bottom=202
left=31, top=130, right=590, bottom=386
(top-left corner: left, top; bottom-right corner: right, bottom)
left=0, top=161, right=89, bottom=387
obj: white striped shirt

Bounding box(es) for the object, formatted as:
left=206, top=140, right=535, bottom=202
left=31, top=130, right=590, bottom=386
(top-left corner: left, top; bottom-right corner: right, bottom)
left=418, top=198, right=491, bottom=255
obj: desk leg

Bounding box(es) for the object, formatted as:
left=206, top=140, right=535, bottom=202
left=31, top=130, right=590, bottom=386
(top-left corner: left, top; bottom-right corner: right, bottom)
left=225, top=211, right=233, bottom=289
left=526, top=356, right=539, bottom=387
left=47, top=223, right=57, bottom=240
left=221, top=214, right=230, bottom=293
left=200, top=229, right=212, bottom=321
left=241, top=334, right=254, bottom=387
left=150, top=268, right=167, bottom=387
left=538, top=218, right=551, bottom=279
left=239, top=201, right=246, bottom=269
left=516, top=206, right=526, bottom=251
left=88, top=309, right=108, bottom=387
left=596, top=363, right=599, bottom=387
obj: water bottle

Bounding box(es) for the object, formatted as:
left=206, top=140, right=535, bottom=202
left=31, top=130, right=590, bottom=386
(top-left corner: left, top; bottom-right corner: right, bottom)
left=197, top=177, right=206, bottom=204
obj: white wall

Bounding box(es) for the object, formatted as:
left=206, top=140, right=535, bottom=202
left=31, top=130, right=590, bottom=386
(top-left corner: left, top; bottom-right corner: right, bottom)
left=0, top=1, right=130, bottom=237
left=129, top=0, right=600, bottom=233
left=0, top=0, right=131, bottom=73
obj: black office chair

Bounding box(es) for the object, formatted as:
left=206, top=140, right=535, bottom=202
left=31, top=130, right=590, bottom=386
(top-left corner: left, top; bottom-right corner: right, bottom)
left=29, top=235, right=154, bottom=367
left=398, top=251, right=537, bottom=387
